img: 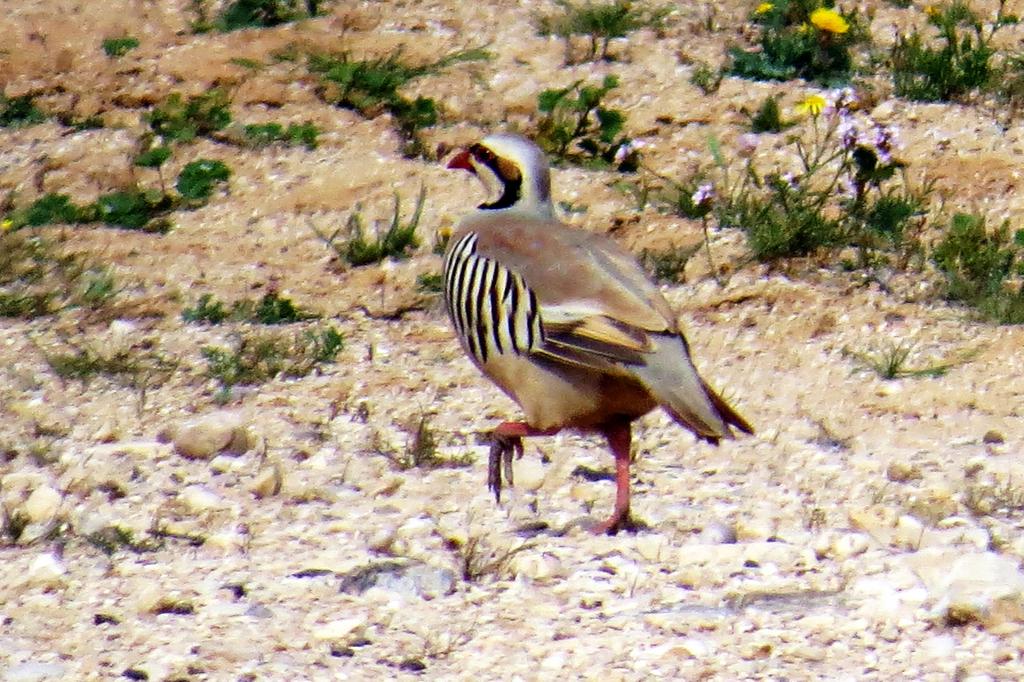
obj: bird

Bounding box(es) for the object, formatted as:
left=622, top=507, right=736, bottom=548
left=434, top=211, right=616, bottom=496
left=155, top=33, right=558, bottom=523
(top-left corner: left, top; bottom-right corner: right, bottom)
left=442, top=132, right=752, bottom=534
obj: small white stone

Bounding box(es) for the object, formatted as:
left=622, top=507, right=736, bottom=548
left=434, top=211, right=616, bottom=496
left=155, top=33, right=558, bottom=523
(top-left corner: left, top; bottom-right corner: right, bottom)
left=206, top=529, right=246, bottom=552
left=249, top=465, right=282, bottom=499
left=677, top=636, right=712, bottom=658
left=735, top=518, right=772, bottom=542
left=26, top=552, right=66, bottom=587
left=180, top=485, right=223, bottom=513
left=512, top=552, right=564, bottom=581
left=830, top=533, right=870, bottom=560
left=22, top=485, right=62, bottom=524
left=514, top=458, right=546, bottom=491
left=698, top=520, right=737, bottom=545
left=313, top=616, right=366, bottom=642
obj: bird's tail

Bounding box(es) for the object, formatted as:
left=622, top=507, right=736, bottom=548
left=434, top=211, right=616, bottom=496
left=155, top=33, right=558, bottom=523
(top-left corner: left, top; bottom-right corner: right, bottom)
left=632, top=334, right=753, bottom=443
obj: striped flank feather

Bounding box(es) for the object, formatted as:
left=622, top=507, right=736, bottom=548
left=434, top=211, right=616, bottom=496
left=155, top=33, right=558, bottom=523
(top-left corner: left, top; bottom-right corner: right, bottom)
left=443, top=232, right=542, bottom=366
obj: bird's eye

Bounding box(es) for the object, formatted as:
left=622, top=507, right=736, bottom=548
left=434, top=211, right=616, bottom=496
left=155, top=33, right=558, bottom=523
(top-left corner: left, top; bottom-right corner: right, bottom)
left=471, top=144, right=496, bottom=163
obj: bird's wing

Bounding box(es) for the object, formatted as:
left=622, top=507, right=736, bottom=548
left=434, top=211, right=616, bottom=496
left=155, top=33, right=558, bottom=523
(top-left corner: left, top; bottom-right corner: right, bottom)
left=461, top=213, right=677, bottom=370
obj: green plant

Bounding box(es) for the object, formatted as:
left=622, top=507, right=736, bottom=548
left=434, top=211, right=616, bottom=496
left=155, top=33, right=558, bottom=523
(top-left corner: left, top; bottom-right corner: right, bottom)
left=20, top=193, right=82, bottom=226
left=657, top=91, right=929, bottom=264
left=181, top=293, right=229, bottom=323
left=147, top=89, right=232, bottom=143
left=215, top=0, right=317, bottom=32
left=92, top=189, right=175, bottom=231
left=690, top=61, right=723, bottom=94
left=184, top=291, right=318, bottom=324
left=242, top=121, right=320, bottom=149
left=728, top=1, right=866, bottom=85
left=535, top=0, right=671, bottom=63
left=102, top=37, right=140, bottom=57
left=416, top=272, right=443, bottom=293
left=0, top=232, right=121, bottom=318
left=0, top=94, right=46, bottom=127
left=176, top=159, right=231, bottom=202
left=639, top=243, right=701, bottom=283
left=45, top=342, right=178, bottom=390
left=236, top=291, right=317, bottom=324
left=85, top=525, right=163, bottom=555
left=312, top=186, right=425, bottom=266
left=932, top=213, right=1024, bottom=323
left=890, top=1, right=1013, bottom=102
left=202, top=324, right=343, bottom=398
left=843, top=341, right=973, bottom=379
left=135, top=143, right=172, bottom=193
left=308, top=47, right=488, bottom=155
left=536, top=75, right=639, bottom=170
left=747, top=94, right=789, bottom=133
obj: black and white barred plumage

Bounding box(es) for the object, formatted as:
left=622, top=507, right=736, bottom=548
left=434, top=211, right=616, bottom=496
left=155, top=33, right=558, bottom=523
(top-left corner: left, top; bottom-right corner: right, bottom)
left=442, top=232, right=542, bottom=366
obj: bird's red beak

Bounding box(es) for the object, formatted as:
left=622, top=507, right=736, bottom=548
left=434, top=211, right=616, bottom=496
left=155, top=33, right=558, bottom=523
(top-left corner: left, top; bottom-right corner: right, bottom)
left=447, top=149, right=475, bottom=173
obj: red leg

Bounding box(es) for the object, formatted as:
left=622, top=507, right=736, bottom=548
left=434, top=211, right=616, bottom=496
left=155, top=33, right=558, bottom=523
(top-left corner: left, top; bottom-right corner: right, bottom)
left=591, top=420, right=637, bottom=535
left=488, top=422, right=560, bottom=503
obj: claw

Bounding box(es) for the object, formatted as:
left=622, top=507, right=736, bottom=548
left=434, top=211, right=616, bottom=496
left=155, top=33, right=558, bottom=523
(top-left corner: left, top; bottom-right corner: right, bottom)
left=487, top=433, right=522, bottom=503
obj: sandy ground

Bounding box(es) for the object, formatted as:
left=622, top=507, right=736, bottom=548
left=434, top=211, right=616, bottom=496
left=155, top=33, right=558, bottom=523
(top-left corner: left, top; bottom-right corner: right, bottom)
left=3, top=1, right=1024, bottom=680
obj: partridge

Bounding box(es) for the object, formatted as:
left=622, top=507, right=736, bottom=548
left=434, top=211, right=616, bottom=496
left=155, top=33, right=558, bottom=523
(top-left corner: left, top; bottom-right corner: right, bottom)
left=443, top=133, right=752, bottom=534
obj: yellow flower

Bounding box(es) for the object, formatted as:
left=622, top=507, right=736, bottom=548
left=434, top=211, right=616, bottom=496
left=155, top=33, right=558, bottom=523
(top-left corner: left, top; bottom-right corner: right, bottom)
left=810, top=7, right=850, bottom=34
left=797, top=22, right=811, bottom=34
left=795, top=94, right=827, bottom=117
left=0, top=219, right=13, bottom=232
left=754, top=2, right=774, bottom=15
left=924, top=5, right=939, bottom=16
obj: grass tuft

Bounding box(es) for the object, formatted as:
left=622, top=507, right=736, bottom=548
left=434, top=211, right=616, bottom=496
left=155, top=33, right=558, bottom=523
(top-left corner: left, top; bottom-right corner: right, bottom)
left=311, top=186, right=426, bottom=266
left=535, top=0, right=671, bottom=63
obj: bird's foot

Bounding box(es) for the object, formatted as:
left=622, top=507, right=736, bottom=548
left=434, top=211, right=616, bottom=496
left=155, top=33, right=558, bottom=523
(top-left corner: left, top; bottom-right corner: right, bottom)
left=589, top=507, right=646, bottom=536
left=487, top=432, right=523, bottom=503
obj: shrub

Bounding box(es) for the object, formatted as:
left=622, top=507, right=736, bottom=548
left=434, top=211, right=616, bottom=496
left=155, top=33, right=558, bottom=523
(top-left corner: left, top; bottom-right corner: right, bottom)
left=148, top=90, right=232, bottom=143
left=890, top=1, right=1012, bottom=102
left=535, top=0, right=671, bottom=63
left=176, top=159, right=231, bottom=202
left=536, top=75, right=639, bottom=170
left=728, top=0, right=866, bottom=85
left=102, top=37, right=140, bottom=57
left=932, top=213, right=1024, bottom=323
left=308, top=47, right=488, bottom=156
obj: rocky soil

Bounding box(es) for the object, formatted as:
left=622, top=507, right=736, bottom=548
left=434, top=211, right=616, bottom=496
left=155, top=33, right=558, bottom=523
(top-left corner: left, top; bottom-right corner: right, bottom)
left=3, top=1, right=1024, bottom=680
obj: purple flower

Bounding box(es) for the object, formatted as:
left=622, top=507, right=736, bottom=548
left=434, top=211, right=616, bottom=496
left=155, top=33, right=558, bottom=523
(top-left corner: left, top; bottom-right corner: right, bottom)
left=691, top=182, right=715, bottom=206
left=872, top=124, right=899, bottom=164
left=837, top=113, right=859, bottom=149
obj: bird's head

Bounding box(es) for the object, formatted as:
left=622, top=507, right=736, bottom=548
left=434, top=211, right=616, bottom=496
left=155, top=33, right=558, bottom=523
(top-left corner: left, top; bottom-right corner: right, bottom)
left=447, top=133, right=554, bottom=219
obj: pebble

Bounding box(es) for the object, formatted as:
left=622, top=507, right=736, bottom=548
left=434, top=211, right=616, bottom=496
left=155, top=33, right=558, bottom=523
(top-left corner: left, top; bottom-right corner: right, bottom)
left=169, top=410, right=251, bottom=460
left=26, top=553, right=67, bottom=588
left=514, top=457, right=546, bottom=491
left=904, top=549, right=1024, bottom=627
left=698, top=520, right=737, bottom=545
left=338, top=561, right=456, bottom=599
left=180, top=485, right=224, bottom=514
left=22, top=485, right=61, bottom=524
left=249, top=465, right=282, bottom=498
left=512, top=552, right=564, bottom=581
left=3, top=662, right=67, bottom=681
left=313, top=616, right=367, bottom=642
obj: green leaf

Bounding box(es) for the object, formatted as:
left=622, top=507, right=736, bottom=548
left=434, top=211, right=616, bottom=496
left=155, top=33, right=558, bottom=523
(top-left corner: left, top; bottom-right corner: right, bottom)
left=135, top=146, right=172, bottom=168
left=176, top=159, right=231, bottom=201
